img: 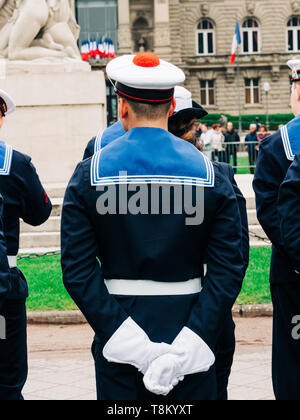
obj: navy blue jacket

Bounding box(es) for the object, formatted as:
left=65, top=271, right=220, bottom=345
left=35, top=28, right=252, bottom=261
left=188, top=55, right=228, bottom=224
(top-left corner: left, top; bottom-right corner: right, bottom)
left=278, top=152, right=300, bottom=275
left=0, top=195, right=10, bottom=311
left=83, top=121, right=125, bottom=160
left=217, top=162, right=249, bottom=275
left=0, top=141, right=52, bottom=299
left=253, top=116, right=300, bottom=284
left=62, top=127, right=244, bottom=350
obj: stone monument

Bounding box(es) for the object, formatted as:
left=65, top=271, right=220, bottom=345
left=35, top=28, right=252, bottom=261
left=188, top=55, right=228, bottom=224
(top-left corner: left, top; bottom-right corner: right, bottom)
left=0, top=0, right=106, bottom=184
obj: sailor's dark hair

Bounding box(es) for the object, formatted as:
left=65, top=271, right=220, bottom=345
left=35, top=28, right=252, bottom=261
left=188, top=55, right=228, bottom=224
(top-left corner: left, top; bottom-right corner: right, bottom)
left=0, top=97, right=7, bottom=117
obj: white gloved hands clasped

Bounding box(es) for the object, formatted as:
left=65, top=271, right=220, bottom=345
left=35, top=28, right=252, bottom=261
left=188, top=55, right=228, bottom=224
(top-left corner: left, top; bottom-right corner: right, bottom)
left=143, top=327, right=215, bottom=396
left=103, top=317, right=173, bottom=374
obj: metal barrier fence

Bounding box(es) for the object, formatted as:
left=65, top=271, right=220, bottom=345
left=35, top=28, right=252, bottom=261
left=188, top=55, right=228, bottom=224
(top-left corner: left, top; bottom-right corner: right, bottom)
left=202, top=141, right=259, bottom=173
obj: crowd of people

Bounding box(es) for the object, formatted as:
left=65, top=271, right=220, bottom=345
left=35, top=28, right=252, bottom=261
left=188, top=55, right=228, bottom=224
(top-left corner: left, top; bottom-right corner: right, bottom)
left=195, top=119, right=270, bottom=174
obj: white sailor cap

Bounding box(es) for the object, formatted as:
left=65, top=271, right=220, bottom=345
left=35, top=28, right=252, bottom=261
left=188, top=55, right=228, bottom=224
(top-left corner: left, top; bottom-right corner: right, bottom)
left=0, top=89, right=16, bottom=117
left=169, top=86, right=208, bottom=123
left=106, top=52, right=185, bottom=104
left=288, top=59, right=300, bottom=82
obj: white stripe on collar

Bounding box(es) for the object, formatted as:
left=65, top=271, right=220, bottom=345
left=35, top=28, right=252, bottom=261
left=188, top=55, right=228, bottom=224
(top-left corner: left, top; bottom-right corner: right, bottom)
left=94, top=129, right=104, bottom=154
left=90, top=149, right=215, bottom=188
left=0, top=142, right=13, bottom=176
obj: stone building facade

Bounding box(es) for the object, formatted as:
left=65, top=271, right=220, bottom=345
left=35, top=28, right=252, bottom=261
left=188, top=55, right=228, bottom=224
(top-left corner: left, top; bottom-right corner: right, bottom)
left=75, top=0, right=300, bottom=116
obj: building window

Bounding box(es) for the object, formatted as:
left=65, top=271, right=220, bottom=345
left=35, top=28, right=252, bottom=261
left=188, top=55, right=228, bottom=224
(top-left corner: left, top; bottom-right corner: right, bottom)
left=76, top=0, right=118, bottom=48
left=197, top=19, right=215, bottom=55
left=245, top=78, right=260, bottom=104
left=242, top=18, right=260, bottom=53
left=200, top=80, right=215, bottom=105
left=287, top=16, right=300, bottom=52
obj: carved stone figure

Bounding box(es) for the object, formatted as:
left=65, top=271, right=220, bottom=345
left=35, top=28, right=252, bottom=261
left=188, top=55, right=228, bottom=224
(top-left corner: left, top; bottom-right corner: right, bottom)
left=246, top=1, right=256, bottom=15
left=291, top=0, right=300, bottom=13
left=0, top=0, right=80, bottom=61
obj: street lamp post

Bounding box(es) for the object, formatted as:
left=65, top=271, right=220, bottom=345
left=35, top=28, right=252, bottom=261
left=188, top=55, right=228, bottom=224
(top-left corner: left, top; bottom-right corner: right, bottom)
left=264, top=82, right=271, bottom=131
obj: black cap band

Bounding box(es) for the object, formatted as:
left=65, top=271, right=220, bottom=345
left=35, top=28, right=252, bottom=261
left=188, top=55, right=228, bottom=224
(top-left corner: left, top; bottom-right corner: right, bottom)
left=115, top=82, right=174, bottom=104
left=0, top=97, right=7, bottom=117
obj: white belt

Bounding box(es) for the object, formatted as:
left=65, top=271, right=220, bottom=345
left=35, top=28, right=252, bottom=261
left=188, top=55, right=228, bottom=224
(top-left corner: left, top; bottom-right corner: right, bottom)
left=7, top=255, right=17, bottom=269
left=104, top=278, right=202, bottom=296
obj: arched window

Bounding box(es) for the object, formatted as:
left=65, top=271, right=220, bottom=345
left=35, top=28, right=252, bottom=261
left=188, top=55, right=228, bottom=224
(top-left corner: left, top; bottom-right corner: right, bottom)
left=287, top=17, right=300, bottom=52
left=242, top=18, right=260, bottom=54
left=197, top=19, right=215, bottom=55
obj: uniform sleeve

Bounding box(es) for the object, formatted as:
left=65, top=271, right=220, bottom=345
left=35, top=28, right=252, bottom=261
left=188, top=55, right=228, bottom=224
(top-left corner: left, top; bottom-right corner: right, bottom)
left=61, top=164, right=128, bottom=343
left=0, top=198, right=10, bottom=312
left=83, top=138, right=95, bottom=160
left=278, top=154, right=300, bottom=274
left=230, top=173, right=249, bottom=274
left=19, top=157, right=52, bottom=226
left=186, top=175, right=244, bottom=350
left=253, top=137, right=285, bottom=251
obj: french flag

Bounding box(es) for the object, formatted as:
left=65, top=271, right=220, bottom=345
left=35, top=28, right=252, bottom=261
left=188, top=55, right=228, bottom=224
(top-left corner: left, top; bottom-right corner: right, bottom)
left=230, top=19, right=241, bottom=64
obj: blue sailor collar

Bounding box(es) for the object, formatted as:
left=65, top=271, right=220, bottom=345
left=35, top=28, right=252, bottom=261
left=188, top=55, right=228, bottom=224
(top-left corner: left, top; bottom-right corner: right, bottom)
left=94, top=121, right=126, bottom=154
left=91, top=127, right=215, bottom=188
left=281, top=115, right=300, bottom=161
left=0, top=141, right=13, bottom=176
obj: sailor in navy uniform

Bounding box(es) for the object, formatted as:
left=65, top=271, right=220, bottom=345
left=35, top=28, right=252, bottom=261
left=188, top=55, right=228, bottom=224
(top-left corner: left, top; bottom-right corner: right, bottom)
left=253, top=60, right=300, bottom=400
left=276, top=152, right=300, bottom=400
left=0, top=195, right=10, bottom=313
left=168, top=86, right=249, bottom=400
left=0, top=89, right=52, bottom=400
left=83, top=120, right=125, bottom=160
left=61, top=52, right=244, bottom=400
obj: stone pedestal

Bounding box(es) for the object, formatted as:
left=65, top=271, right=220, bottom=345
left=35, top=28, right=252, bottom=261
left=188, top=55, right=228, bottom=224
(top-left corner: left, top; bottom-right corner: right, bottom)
left=0, top=60, right=106, bottom=184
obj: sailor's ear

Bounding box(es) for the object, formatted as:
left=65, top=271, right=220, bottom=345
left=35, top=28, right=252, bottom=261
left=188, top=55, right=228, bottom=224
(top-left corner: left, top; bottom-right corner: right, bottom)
left=0, top=116, right=5, bottom=129
left=168, top=98, right=176, bottom=117
left=119, top=98, right=129, bottom=119
left=295, top=82, right=300, bottom=101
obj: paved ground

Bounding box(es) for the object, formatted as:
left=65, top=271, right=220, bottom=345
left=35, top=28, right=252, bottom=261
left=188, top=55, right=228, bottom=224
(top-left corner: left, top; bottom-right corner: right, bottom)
left=22, top=317, right=274, bottom=400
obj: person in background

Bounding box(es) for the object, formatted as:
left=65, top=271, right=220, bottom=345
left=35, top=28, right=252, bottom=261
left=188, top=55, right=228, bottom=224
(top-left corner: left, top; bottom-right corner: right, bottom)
left=168, top=87, right=249, bottom=401
left=211, top=124, right=226, bottom=163
left=219, top=114, right=228, bottom=129
left=199, top=124, right=211, bottom=159
left=224, top=122, right=240, bottom=174
left=256, top=124, right=270, bottom=152
left=245, top=124, right=258, bottom=174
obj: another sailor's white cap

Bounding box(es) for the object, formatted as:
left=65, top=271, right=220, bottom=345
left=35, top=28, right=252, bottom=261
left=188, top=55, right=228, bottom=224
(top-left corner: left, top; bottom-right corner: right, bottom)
left=174, top=86, right=193, bottom=112
left=106, top=52, right=185, bottom=104
left=288, top=59, right=300, bottom=82
left=0, top=89, right=16, bottom=117
left=169, top=86, right=208, bottom=123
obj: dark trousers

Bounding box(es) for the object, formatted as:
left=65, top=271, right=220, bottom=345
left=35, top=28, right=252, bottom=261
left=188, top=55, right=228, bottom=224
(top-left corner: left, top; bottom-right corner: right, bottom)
left=271, top=283, right=300, bottom=400
left=212, top=150, right=227, bottom=163
left=226, top=147, right=238, bottom=174
left=248, top=149, right=258, bottom=175
left=92, top=338, right=217, bottom=401
left=215, top=314, right=236, bottom=400
left=0, top=299, right=27, bottom=401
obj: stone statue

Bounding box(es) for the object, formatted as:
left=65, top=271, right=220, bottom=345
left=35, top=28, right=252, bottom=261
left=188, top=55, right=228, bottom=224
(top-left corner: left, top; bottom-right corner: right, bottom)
left=0, top=0, right=80, bottom=61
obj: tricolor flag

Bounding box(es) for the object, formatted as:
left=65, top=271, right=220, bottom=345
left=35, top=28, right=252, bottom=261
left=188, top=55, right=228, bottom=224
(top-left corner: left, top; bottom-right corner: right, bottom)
left=230, top=19, right=241, bottom=64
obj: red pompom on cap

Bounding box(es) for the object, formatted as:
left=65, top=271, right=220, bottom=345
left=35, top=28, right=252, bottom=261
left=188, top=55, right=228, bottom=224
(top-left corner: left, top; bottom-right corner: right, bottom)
left=133, top=52, right=160, bottom=67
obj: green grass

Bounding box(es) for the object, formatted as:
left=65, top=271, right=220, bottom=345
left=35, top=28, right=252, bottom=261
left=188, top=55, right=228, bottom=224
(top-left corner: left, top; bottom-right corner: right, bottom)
left=21, top=247, right=272, bottom=311
left=237, top=247, right=272, bottom=305
left=20, top=255, right=76, bottom=312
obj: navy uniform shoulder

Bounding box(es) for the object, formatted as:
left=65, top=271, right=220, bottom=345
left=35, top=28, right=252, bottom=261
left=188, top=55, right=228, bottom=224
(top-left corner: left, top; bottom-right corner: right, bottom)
left=214, top=162, right=234, bottom=182
left=83, top=137, right=96, bottom=160
left=259, top=129, right=282, bottom=150
left=11, top=148, right=32, bottom=167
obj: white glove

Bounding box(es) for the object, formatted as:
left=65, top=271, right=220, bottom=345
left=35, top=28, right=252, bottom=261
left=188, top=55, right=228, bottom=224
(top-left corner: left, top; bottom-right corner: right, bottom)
left=103, top=317, right=172, bottom=374
left=143, top=327, right=215, bottom=395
